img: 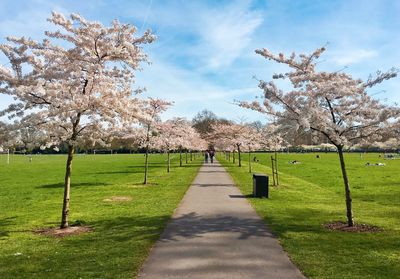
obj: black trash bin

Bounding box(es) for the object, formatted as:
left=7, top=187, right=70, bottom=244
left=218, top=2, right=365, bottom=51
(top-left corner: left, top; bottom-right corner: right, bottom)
left=253, top=173, right=269, bottom=198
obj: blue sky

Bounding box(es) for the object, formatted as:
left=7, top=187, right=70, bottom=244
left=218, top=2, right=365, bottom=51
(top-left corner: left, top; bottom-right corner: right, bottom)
left=0, top=0, right=399, bottom=122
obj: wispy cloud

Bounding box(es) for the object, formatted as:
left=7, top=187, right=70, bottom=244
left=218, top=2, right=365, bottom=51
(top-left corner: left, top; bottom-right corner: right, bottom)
left=330, top=49, right=378, bottom=66
left=195, top=1, right=263, bottom=69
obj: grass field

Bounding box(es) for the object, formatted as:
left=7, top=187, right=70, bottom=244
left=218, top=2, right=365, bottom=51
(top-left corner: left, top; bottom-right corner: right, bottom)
left=0, top=153, right=202, bottom=278
left=218, top=152, right=400, bottom=279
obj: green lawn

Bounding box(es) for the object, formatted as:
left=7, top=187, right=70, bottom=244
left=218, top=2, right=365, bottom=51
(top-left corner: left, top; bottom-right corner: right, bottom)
left=218, top=152, right=400, bottom=279
left=0, top=153, right=202, bottom=278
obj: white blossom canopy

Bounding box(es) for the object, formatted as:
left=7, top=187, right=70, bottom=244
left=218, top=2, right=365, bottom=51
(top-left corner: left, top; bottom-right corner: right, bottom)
left=0, top=12, right=156, bottom=147
left=239, top=46, right=400, bottom=148
left=155, top=118, right=203, bottom=152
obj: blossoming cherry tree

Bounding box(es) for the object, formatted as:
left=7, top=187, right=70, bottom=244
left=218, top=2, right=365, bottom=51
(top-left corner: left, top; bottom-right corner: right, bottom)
left=0, top=12, right=155, bottom=228
left=239, top=46, right=400, bottom=226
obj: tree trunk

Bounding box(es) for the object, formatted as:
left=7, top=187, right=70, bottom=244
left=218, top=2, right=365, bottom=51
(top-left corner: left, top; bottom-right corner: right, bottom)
left=61, top=144, right=75, bottom=229
left=143, top=146, right=149, bottom=184
left=179, top=148, right=182, bottom=167
left=144, top=123, right=151, bottom=184
left=274, top=151, right=279, bottom=186
left=167, top=151, right=170, bottom=173
left=185, top=150, right=188, bottom=164
left=190, top=150, right=192, bottom=161
left=271, top=155, right=276, bottom=186
left=237, top=144, right=241, bottom=167
left=337, top=146, right=354, bottom=227
left=233, top=150, right=235, bottom=164
left=248, top=151, right=252, bottom=173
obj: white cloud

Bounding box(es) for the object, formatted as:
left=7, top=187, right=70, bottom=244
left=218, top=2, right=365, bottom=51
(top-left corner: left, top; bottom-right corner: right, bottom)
left=197, top=2, right=263, bottom=69
left=121, top=0, right=263, bottom=70
left=330, top=49, right=378, bottom=66
left=0, top=2, right=67, bottom=40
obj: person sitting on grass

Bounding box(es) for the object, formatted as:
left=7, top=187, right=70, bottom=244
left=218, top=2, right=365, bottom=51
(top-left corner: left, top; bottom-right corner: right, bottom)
left=365, top=162, right=385, bottom=166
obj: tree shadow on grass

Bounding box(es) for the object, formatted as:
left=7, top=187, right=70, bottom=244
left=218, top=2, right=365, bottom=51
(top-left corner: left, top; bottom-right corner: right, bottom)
left=355, top=191, right=400, bottom=206
left=38, top=182, right=111, bottom=189
left=67, top=215, right=172, bottom=244
left=179, top=163, right=203, bottom=168
left=0, top=216, right=34, bottom=238
left=0, top=216, right=17, bottom=238
left=127, top=164, right=166, bottom=168
left=88, top=170, right=144, bottom=175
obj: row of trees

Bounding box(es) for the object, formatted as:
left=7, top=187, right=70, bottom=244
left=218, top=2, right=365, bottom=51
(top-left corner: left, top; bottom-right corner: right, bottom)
left=0, top=12, right=206, bottom=229
left=194, top=49, right=400, bottom=228
left=208, top=46, right=400, bottom=227
left=1, top=12, right=399, bottom=230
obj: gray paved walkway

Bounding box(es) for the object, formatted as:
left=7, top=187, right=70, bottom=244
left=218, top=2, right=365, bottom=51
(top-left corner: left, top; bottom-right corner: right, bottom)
left=138, top=161, right=306, bottom=278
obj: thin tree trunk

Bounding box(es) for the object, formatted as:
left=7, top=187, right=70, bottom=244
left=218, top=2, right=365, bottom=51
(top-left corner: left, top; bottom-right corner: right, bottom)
left=248, top=151, right=251, bottom=173
left=167, top=151, right=170, bottom=173
left=190, top=150, right=192, bottom=161
left=237, top=144, right=241, bottom=167
left=144, top=123, right=151, bottom=184
left=337, top=146, right=354, bottom=227
left=233, top=150, right=235, bottom=164
left=271, top=155, right=276, bottom=186
left=143, top=146, right=149, bottom=184
left=179, top=148, right=182, bottom=167
left=61, top=144, right=75, bottom=229
left=185, top=150, right=188, bottom=164
left=274, top=151, right=279, bottom=185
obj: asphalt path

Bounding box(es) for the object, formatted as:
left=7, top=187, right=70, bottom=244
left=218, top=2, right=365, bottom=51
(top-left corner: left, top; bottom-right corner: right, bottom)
left=138, top=161, right=306, bottom=278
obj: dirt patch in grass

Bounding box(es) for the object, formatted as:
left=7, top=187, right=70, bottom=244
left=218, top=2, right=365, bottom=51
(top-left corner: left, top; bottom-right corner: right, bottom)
left=103, top=196, right=132, bottom=202
left=324, top=221, right=382, bottom=233
left=128, top=185, right=147, bottom=188
left=34, top=226, right=92, bottom=237
left=128, top=182, right=159, bottom=188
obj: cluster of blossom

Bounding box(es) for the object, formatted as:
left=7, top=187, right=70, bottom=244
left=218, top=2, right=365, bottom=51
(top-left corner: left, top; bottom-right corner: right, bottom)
left=123, top=98, right=173, bottom=150
left=154, top=118, right=206, bottom=152
left=208, top=121, right=287, bottom=153
left=239, top=46, right=400, bottom=149
left=260, top=123, right=288, bottom=151
left=208, top=122, right=261, bottom=152
left=0, top=12, right=156, bottom=150
left=0, top=122, right=12, bottom=151
left=351, top=138, right=400, bottom=151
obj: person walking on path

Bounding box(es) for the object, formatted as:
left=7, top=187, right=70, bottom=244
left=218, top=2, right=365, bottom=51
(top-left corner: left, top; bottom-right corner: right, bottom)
left=138, top=160, right=305, bottom=279
left=204, top=150, right=209, bottom=163
left=209, top=149, right=215, bottom=163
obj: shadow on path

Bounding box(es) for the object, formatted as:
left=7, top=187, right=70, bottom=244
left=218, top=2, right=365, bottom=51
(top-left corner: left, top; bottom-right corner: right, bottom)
left=161, top=212, right=272, bottom=241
